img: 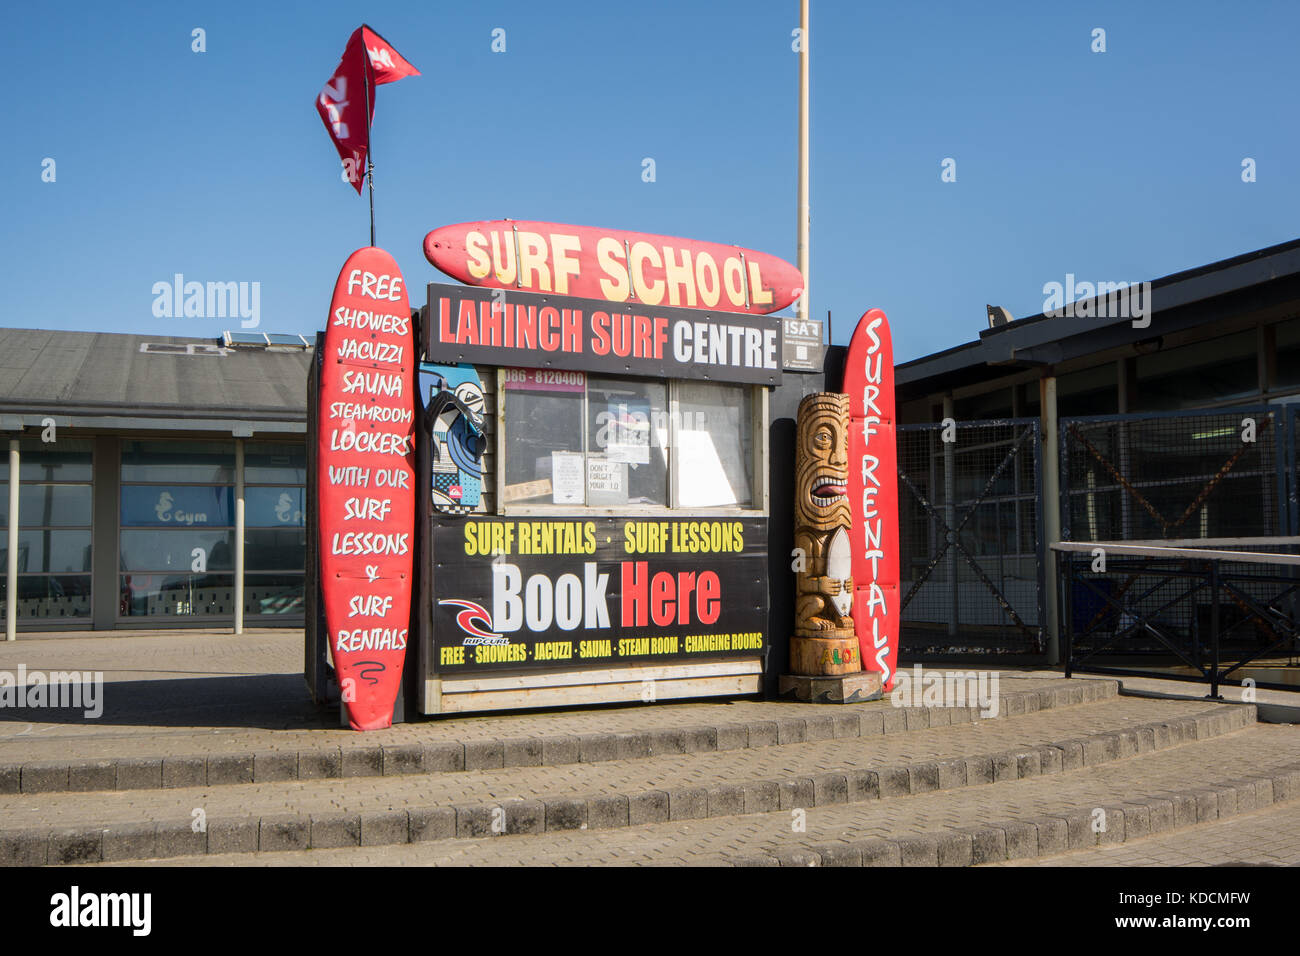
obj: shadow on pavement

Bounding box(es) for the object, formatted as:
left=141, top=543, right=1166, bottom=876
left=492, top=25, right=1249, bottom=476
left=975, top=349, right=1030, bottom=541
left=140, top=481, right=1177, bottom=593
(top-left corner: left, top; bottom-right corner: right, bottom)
left=0, top=674, right=334, bottom=731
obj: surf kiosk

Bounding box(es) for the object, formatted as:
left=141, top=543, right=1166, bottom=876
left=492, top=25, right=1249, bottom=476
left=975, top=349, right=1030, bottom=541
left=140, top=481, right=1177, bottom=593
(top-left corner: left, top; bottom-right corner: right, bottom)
left=307, top=220, right=812, bottom=725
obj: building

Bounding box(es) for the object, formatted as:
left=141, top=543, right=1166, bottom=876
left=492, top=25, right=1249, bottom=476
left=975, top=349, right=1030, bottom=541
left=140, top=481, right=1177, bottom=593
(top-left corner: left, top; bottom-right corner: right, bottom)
left=0, top=329, right=311, bottom=635
left=894, top=237, right=1300, bottom=683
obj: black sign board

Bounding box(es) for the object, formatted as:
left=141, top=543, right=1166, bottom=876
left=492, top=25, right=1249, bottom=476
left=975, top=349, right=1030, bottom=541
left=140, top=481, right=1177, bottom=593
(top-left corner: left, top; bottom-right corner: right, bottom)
left=781, top=317, right=825, bottom=372
left=424, top=283, right=783, bottom=385
left=430, top=516, right=768, bottom=673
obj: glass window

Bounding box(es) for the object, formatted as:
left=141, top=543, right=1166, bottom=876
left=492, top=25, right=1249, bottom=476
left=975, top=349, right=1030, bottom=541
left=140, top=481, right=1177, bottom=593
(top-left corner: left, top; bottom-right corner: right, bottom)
left=119, top=529, right=235, bottom=572
left=1058, top=364, right=1119, bottom=416
left=675, top=381, right=753, bottom=508
left=245, top=442, right=306, bottom=484
left=3, top=575, right=92, bottom=620
left=3, top=439, right=95, bottom=621
left=1275, top=319, right=1300, bottom=390
left=1134, top=331, right=1259, bottom=410
left=245, top=529, right=306, bottom=571
left=501, top=370, right=755, bottom=510
left=121, top=439, right=234, bottom=483
left=0, top=530, right=92, bottom=573
left=587, top=377, right=668, bottom=506
left=121, top=485, right=233, bottom=527
left=8, top=484, right=94, bottom=527
left=18, top=439, right=93, bottom=481
left=119, top=574, right=235, bottom=618
left=501, top=369, right=585, bottom=505
left=244, top=573, right=305, bottom=616
left=245, top=487, right=305, bottom=527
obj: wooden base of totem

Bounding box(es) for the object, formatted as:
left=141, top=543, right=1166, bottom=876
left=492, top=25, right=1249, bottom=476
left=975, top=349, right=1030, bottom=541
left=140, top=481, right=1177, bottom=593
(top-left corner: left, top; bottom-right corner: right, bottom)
left=778, top=670, right=883, bottom=705
left=788, top=634, right=861, bottom=676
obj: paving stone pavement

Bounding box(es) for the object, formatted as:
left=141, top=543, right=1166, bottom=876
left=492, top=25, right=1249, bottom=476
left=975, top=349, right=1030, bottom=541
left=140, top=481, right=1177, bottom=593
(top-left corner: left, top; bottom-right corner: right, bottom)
left=991, top=801, right=1300, bottom=867
left=9, top=629, right=1300, bottom=868
left=0, top=628, right=1106, bottom=787
left=0, top=695, right=1230, bottom=830
left=84, top=723, right=1300, bottom=866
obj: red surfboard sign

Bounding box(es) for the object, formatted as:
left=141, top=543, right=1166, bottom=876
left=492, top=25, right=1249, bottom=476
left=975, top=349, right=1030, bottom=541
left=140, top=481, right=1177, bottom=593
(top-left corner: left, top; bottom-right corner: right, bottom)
left=844, top=309, right=901, bottom=691
left=318, top=247, right=416, bottom=731
left=424, top=220, right=803, bottom=316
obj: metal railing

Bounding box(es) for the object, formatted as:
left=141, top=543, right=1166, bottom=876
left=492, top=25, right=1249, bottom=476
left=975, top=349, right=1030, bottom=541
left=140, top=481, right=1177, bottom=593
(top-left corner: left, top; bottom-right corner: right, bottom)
left=1054, top=539, right=1300, bottom=695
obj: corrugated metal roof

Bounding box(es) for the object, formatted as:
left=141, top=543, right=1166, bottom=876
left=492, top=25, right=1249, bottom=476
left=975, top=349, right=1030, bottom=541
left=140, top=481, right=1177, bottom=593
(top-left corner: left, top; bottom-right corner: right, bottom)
left=0, top=328, right=311, bottom=421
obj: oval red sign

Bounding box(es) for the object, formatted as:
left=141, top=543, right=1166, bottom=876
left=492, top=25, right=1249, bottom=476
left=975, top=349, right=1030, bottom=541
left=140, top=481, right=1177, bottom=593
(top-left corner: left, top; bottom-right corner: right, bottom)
left=318, top=246, right=416, bottom=731
left=424, top=220, right=802, bottom=316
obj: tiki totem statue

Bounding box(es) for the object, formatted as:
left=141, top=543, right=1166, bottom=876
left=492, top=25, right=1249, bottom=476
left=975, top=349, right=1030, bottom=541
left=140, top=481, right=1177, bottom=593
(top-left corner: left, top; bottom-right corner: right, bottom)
left=791, top=392, right=861, bottom=676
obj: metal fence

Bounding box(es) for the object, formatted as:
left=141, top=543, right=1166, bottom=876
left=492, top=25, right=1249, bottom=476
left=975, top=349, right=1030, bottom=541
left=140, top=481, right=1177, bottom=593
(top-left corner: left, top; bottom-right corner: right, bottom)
left=897, top=419, right=1044, bottom=655
left=1056, top=542, right=1300, bottom=693
left=1057, top=405, right=1300, bottom=689
left=1061, top=407, right=1285, bottom=542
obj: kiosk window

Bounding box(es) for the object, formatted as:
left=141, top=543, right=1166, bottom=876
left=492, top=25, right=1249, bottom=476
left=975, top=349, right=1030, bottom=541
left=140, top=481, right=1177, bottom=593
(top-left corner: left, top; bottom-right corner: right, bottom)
left=501, top=370, right=752, bottom=511
left=676, top=381, right=753, bottom=508
left=501, top=370, right=585, bottom=505
left=586, top=378, right=668, bottom=507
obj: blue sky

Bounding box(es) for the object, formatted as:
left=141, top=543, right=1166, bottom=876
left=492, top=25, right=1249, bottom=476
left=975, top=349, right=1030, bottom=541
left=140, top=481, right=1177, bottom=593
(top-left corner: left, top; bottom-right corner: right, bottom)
left=5, top=0, right=1298, bottom=363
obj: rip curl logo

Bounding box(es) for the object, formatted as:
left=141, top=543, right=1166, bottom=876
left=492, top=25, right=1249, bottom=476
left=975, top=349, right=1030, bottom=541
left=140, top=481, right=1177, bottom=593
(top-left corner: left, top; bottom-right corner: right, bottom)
left=438, top=599, right=510, bottom=645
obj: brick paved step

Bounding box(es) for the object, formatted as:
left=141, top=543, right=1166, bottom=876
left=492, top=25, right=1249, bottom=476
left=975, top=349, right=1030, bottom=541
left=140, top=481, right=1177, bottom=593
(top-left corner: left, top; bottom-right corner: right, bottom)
left=991, top=798, right=1300, bottom=867
left=98, top=723, right=1300, bottom=867
left=0, top=677, right=1116, bottom=796
left=0, top=695, right=1251, bottom=864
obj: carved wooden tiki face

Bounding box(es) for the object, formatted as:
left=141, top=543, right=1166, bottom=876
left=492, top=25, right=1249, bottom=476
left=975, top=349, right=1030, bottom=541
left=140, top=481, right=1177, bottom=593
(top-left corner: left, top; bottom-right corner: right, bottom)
left=795, top=392, right=851, bottom=533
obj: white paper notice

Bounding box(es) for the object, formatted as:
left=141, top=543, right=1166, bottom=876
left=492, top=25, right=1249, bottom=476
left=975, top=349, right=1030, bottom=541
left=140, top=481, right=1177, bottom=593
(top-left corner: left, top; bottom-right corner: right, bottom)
left=586, top=457, right=628, bottom=505
left=551, top=452, right=585, bottom=505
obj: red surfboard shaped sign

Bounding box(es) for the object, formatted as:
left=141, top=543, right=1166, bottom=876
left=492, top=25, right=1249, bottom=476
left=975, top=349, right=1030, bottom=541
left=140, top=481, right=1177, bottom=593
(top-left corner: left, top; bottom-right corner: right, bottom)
left=318, top=247, right=416, bottom=731
left=844, top=309, right=901, bottom=691
left=424, top=220, right=803, bottom=316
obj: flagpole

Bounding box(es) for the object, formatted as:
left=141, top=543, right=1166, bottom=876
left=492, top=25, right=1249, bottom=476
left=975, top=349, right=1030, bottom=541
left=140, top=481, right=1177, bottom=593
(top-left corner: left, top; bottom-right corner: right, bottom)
left=795, top=0, right=810, bottom=323
left=363, top=35, right=376, bottom=247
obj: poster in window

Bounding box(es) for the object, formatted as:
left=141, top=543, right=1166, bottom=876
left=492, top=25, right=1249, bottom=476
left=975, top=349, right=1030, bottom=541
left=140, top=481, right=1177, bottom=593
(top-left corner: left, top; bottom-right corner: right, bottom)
left=602, top=401, right=651, bottom=464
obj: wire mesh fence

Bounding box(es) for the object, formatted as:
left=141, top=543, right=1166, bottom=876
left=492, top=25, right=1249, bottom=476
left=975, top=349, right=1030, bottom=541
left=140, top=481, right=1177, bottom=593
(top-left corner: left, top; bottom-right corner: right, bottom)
left=1058, top=406, right=1299, bottom=687
left=1061, top=407, right=1284, bottom=542
left=897, top=419, right=1043, bottom=654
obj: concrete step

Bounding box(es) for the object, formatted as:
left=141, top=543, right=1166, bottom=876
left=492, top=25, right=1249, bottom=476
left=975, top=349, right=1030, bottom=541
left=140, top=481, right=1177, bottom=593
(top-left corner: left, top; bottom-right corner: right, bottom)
left=1, top=676, right=1114, bottom=796
left=1, top=694, right=1254, bottom=864
left=989, top=797, right=1300, bottom=867
left=95, top=723, right=1300, bottom=867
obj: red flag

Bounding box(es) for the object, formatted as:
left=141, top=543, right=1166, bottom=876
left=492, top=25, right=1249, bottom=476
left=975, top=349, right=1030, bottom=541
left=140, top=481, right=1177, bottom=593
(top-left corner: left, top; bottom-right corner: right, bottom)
left=316, top=26, right=418, bottom=194
left=361, top=25, right=420, bottom=85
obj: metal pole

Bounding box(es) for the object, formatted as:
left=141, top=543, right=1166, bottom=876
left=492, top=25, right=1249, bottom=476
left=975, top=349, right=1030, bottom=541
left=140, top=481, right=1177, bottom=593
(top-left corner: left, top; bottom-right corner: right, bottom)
left=234, top=439, right=245, bottom=635
left=942, top=394, right=957, bottom=637
left=6, top=440, right=17, bottom=641
left=363, top=42, right=376, bottom=247
left=1041, top=375, right=1062, bottom=664
left=1209, top=559, right=1220, bottom=698
left=1062, top=550, right=1074, bottom=678
left=795, top=0, right=810, bottom=321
